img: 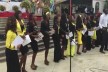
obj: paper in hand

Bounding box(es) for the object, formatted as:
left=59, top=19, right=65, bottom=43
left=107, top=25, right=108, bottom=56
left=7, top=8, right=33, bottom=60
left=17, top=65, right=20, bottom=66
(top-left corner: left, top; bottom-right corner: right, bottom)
left=69, top=32, right=73, bottom=37
left=49, top=29, right=55, bottom=35
left=35, top=32, right=44, bottom=42
left=88, top=31, right=94, bottom=36
left=71, top=39, right=76, bottom=45
left=66, top=35, right=69, bottom=39
left=94, top=27, right=100, bottom=30
left=12, top=35, right=24, bottom=50
left=66, top=32, right=73, bottom=39
left=82, top=29, right=87, bottom=35
left=22, top=35, right=31, bottom=46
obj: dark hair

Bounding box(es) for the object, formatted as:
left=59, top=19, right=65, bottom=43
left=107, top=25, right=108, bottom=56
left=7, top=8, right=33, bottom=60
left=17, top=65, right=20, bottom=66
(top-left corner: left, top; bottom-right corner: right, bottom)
left=29, top=13, right=34, bottom=22
left=28, top=13, right=37, bottom=25
left=42, top=14, right=47, bottom=20
left=103, top=9, right=106, bottom=13
left=90, top=15, right=94, bottom=21
left=5, top=16, right=17, bottom=34
left=61, top=13, right=67, bottom=21
left=54, top=11, right=57, bottom=14
left=76, top=15, right=83, bottom=30
left=14, top=10, right=22, bottom=21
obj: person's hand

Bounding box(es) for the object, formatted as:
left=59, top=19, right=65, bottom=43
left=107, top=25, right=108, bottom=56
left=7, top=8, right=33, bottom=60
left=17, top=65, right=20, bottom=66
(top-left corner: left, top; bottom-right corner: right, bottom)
left=66, top=32, right=69, bottom=35
left=45, top=31, right=50, bottom=34
left=88, top=29, right=93, bottom=31
left=21, top=35, right=26, bottom=40
left=35, top=35, right=39, bottom=38
left=81, top=28, right=84, bottom=30
left=17, top=44, right=22, bottom=49
left=61, top=35, right=64, bottom=38
left=32, top=35, right=39, bottom=38
left=102, top=27, right=107, bottom=31
left=60, top=39, right=62, bottom=42
left=29, top=32, right=34, bottom=35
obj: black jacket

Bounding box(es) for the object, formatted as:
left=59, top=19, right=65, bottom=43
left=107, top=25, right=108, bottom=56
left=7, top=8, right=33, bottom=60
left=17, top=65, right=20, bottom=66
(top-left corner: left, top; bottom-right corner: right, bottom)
left=68, top=21, right=76, bottom=39
left=40, top=20, right=50, bottom=37
left=27, top=22, right=38, bottom=41
left=60, top=13, right=68, bottom=35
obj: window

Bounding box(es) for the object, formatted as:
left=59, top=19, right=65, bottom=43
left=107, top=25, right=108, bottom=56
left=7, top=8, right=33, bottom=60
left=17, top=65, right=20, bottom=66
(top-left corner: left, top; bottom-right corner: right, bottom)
left=95, top=2, right=99, bottom=13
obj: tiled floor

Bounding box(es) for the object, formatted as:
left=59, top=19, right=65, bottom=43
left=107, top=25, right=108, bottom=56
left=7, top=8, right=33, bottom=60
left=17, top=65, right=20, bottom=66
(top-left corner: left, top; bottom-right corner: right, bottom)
left=1, top=47, right=108, bottom=72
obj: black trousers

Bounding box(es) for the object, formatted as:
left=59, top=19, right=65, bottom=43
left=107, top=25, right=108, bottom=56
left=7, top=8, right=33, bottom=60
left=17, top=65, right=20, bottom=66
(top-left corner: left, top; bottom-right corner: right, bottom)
left=52, top=34, right=62, bottom=62
left=82, top=35, right=87, bottom=50
left=5, top=48, right=20, bottom=72
left=95, top=29, right=102, bottom=46
left=100, top=29, right=108, bottom=51
left=86, top=36, right=92, bottom=50
left=61, top=35, right=67, bottom=50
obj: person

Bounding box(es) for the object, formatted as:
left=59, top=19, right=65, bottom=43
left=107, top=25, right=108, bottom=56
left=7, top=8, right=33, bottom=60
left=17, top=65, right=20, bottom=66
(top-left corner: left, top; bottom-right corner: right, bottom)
left=85, top=6, right=88, bottom=14
left=90, top=15, right=97, bottom=49
left=64, top=15, right=76, bottom=57
left=5, top=16, right=21, bottom=72
left=76, top=15, right=83, bottom=55
left=95, top=14, right=102, bottom=47
left=26, top=13, right=38, bottom=70
left=99, top=9, right=108, bottom=54
left=52, top=12, right=62, bottom=62
left=82, top=17, right=88, bottom=53
left=14, top=11, right=28, bottom=72
left=85, top=15, right=92, bottom=51
left=60, top=11, right=68, bottom=59
left=41, top=12, right=50, bottom=65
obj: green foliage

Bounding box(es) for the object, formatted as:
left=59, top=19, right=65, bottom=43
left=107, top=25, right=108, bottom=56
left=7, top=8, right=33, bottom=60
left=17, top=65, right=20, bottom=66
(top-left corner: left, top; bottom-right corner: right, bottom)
left=30, top=2, right=35, bottom=13
left=0, top=5, right=6, bottom=11
left=20, top=1, right=30, bottom=10
left=104, top=0, right=108, bottom=9
left=12, top=6, right=19, bottom=12
left=42, top=0, right=48, bottom=2
left=43, top=6, right=50, bottom=14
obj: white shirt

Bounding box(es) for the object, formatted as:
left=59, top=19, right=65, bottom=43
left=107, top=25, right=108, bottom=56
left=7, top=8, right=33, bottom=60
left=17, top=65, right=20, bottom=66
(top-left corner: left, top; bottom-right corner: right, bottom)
left=99, top=13, right=108, bottom=29
left=85, top=8, right=88, bottom=13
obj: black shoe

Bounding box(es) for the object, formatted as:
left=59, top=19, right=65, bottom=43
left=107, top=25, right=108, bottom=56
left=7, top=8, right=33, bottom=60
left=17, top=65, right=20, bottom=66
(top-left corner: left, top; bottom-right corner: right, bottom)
left=44, top=60, right=49, bottom=65
left=104, top=49, right=108, bottom=51
left=100, top=51, right=105, bottom=54
left=92, top=45, right=95, bottom=49
left=22, top=67, right=27, bottom=72
left=82, top=50, right=87, bottom=53
left=77, top=52, right=81, bottom=55
left=71, top=56, right=74, bottom=57
left=54, top=60, right=59, bottom=63
left=95, top=45, right=99, bottom=47
left=87, top=49, right=91, bottom=51
left=64, top=56, right=68, bottom=58
left=31, top=65, right=38, bottom=70
left=61, top=57, right=65, bottom=60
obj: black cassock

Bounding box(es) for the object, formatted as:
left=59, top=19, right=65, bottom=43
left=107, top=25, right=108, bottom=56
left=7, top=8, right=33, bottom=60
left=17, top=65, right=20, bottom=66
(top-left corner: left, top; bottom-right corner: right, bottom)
left=52, top=16, right=62, bottom=62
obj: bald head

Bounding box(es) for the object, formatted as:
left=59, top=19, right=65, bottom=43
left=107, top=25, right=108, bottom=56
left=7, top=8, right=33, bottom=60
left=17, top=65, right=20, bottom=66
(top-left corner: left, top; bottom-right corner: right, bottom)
left=103, top=9, right=108, bottom=15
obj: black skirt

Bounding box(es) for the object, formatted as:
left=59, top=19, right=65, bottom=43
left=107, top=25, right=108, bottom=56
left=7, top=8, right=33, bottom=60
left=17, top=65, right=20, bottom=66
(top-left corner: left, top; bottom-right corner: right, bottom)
left=20, top=45, right=29, bottom=55
left=43, top=36, right=50, bottom=49
left=30, top=40, right=38, bottom=53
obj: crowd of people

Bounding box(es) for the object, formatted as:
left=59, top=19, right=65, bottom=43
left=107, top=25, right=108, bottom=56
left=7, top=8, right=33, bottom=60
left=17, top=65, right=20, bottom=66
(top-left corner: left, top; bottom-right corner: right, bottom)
left=5, top=8, right=108, bottom=72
